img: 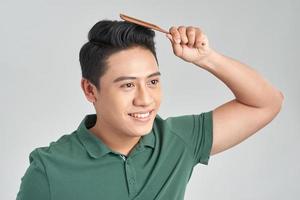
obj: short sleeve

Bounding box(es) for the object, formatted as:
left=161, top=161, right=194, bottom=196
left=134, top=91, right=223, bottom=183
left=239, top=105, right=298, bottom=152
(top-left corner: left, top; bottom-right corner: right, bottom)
left=16, top=149, right=50, bottom=200
left=165, top=110, right=213, bottom=166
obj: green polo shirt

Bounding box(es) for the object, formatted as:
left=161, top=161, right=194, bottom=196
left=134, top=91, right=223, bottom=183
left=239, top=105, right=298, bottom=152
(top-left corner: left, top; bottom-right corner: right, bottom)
left=17, top=111, right=213, bottom=200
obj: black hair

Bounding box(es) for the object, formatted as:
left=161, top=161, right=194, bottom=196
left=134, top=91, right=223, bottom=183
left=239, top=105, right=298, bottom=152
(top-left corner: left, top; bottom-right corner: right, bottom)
left=79, top=20, right=158, bottom=91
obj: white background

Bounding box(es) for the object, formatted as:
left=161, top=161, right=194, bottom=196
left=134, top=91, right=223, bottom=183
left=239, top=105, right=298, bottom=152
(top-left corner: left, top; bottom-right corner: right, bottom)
left=1, top=0, right=299, bottom=199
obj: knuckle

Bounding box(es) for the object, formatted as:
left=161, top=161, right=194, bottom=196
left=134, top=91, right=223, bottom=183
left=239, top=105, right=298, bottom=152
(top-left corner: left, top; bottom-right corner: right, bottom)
left=187, top=29, right=195, bottom=35
left=169, top=27, right=176, bottom=34
left=195, top=27, right=202, bottom=32
left=178, top=26, right=186, bottom=32
left=175, top=33, right=181, bottom=39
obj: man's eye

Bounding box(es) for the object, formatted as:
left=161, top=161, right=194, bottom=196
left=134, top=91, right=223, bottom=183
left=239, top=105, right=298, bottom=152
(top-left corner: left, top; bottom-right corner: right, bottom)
left=121, top=83, right=134, bottom=88
left=150, top=79, right=159, bottom=85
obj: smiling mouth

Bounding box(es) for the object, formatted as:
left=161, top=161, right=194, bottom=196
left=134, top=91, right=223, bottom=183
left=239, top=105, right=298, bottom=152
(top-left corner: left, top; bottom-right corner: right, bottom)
left=128, top=110, right=154, bottom=121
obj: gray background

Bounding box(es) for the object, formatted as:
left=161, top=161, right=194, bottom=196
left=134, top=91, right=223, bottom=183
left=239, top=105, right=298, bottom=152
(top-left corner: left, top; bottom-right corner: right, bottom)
left=1, top=0, right=299, bottom=199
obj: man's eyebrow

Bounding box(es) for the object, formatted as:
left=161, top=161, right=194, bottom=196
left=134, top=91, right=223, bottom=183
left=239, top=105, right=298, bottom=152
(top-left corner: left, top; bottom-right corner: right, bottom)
left=113, top=71, right=161, bottom=83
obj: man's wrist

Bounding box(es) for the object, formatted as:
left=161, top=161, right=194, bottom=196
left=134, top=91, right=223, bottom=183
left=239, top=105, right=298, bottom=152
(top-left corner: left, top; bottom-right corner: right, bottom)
left=193, top=49, right=222, bottom=72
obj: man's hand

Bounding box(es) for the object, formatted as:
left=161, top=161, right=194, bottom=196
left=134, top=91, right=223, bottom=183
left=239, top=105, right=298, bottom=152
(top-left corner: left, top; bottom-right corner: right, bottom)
left=166, top=26, right=212, bottom=66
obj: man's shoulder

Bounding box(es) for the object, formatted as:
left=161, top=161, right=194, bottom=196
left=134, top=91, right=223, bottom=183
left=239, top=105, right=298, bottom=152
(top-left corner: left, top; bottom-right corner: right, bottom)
left=153, top=113, right=194, bottom=139
left=154, top=113, right=195, bottom=132
left=154, top=111, right=213, bottom=141
left=29, top=131, right=80, bottom=163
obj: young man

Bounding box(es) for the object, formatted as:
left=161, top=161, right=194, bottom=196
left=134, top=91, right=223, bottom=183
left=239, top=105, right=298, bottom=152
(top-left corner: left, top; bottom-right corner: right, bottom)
left=17, top=20, right=284, bottom=200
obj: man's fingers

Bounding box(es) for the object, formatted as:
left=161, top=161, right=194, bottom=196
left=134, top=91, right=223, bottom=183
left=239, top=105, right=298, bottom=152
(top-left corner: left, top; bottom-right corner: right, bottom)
left=169, top=26, right=203, bottom=48
left=178, top=26, right=188, bottom=44
left=172, top=40, right=183, bottom=57
left=167, top=28, right=182, bottom=56
left=166, top=33, right=173, bottom=43
left=167, top=25, right=208, bottom=57
left=169, top=26, right=181, bottom=44
left=186, top=26, right=196, bottom=47
left=195, top=29, right=206, bottom=48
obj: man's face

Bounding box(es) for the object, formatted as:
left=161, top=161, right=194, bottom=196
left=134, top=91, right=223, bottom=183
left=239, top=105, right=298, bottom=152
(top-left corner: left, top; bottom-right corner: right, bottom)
left=94, top=46, right=162, bottom=138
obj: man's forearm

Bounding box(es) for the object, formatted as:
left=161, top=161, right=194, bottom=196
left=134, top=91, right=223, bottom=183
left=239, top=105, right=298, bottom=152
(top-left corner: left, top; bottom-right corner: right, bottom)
left=195, top=49, right=284, bottom=108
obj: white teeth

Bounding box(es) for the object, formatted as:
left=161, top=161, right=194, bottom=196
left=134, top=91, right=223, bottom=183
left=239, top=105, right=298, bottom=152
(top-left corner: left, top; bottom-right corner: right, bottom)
left=129, top=112, right=150, bottom=119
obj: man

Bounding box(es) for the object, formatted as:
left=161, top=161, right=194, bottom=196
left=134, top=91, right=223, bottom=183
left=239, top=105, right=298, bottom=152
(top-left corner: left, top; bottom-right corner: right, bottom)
left=17, top=19, right=284, bottom=200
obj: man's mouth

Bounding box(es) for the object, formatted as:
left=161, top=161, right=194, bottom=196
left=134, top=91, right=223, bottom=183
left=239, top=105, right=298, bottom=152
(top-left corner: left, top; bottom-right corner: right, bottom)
left=128, top=110, right=154, bottom=120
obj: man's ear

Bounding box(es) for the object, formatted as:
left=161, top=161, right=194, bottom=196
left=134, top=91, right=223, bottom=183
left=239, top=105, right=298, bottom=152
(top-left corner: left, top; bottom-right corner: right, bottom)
left=80, top=78, right=97, bottom=103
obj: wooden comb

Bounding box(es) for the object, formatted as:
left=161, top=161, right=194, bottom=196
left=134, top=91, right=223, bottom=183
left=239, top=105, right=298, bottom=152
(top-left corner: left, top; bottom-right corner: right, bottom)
left=120, top=13, right=169, bottom=34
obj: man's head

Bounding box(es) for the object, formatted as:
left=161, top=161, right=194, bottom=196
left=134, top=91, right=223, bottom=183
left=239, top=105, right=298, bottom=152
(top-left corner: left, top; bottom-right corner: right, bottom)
left=79, top=20, right=159, bottom=91
left=79, top=20, right=162, bottom=138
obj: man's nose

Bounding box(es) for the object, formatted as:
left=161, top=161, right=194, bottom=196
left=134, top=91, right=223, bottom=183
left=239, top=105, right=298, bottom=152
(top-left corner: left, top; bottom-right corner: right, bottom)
left=133, top=86, right=154, bottom=106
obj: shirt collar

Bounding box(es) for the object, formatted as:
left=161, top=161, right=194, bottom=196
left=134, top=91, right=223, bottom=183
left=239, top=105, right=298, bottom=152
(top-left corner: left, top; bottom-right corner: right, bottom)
left=76, top=114, right=155, bottom=159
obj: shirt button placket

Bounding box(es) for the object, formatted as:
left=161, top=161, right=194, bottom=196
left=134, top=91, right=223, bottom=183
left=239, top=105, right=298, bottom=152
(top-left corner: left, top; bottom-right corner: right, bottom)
left=125, top=159, right=137, bottom=196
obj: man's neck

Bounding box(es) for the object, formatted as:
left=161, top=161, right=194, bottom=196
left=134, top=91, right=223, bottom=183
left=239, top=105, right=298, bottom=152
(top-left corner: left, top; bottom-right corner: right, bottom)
left=89, top=120, right=141, bottom=156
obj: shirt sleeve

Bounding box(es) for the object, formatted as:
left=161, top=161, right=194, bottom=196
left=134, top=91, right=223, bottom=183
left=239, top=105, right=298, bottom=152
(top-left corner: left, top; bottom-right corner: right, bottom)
left=16, top=149, right=50, bottom=200
left=165, top=110, right=213, bottom=166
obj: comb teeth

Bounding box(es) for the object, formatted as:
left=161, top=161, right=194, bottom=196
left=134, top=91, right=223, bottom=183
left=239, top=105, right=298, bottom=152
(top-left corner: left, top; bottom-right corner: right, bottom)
left=119, top=13, right=169, bottom=34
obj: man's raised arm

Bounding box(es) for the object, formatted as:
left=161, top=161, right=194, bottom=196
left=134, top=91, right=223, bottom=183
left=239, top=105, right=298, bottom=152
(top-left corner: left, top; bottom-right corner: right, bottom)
left=166, top=26, right=284, bottom=155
